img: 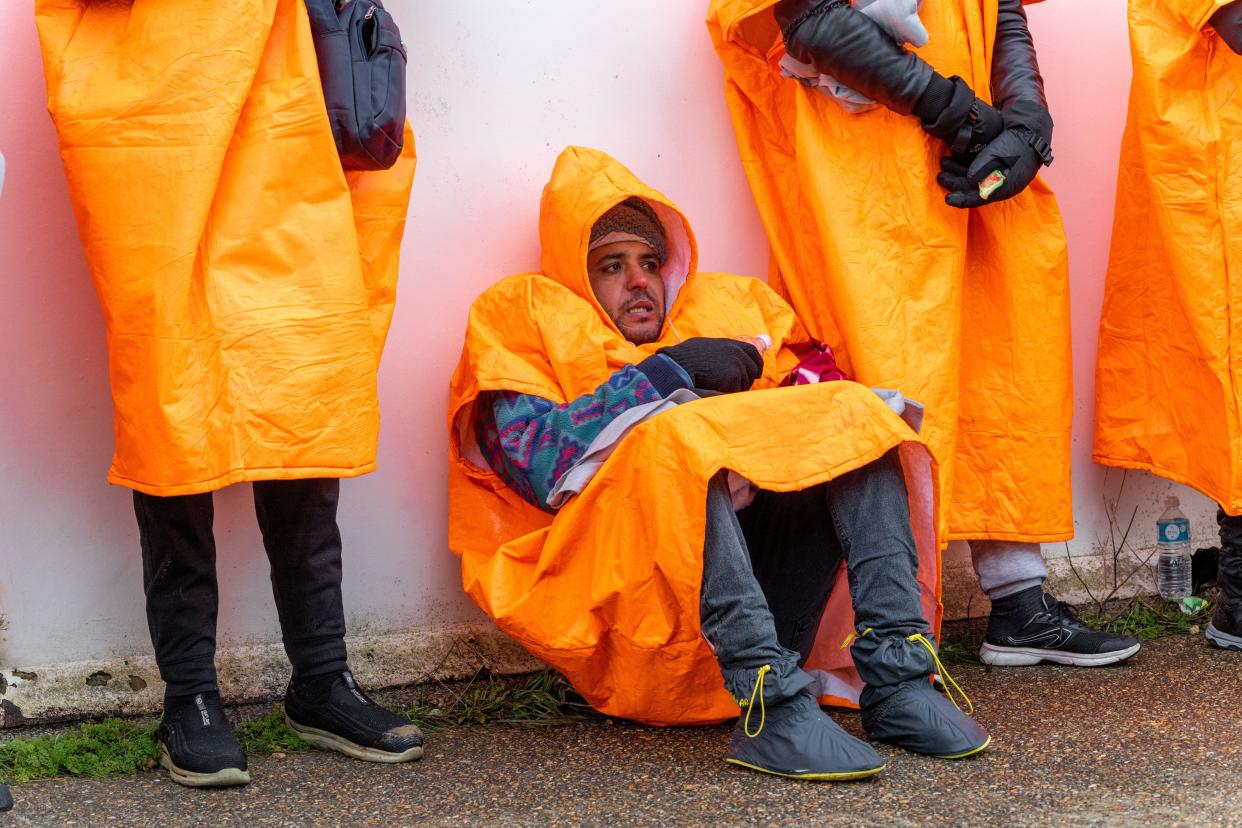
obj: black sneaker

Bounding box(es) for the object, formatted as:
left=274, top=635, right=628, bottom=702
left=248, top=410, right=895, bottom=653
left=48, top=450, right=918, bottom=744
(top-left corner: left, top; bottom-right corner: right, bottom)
left=284, top=671, right=424, bottom=763
left=156, top=691, right=250, bottom=787
left=979, top=587, right=1142, bottom=667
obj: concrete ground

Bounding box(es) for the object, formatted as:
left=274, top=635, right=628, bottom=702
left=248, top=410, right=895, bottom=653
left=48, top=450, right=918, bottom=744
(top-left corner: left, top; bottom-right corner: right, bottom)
left=4, top=633, right=1240, bottom=827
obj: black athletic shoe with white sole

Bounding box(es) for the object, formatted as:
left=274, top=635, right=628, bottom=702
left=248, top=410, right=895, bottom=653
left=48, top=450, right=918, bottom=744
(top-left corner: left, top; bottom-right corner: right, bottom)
left=156, top=691, right=250, bottom=788
left=980, top=586, right=1141, bottom=667
left=284, top=670, right=424, bottom=763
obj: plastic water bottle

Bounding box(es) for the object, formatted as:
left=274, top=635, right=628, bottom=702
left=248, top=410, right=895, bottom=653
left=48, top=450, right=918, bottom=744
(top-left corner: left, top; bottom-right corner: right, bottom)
left=1156, top=496, right=1192, bottom=599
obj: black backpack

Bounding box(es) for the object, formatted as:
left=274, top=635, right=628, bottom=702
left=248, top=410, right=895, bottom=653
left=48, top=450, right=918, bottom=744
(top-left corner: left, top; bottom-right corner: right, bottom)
left=304, top=0, right=407, bottom=171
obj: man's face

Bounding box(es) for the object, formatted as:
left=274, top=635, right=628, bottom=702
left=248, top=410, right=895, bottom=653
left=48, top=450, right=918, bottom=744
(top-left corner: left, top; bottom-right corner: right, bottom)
left=587, top=241, right=666, bottom=345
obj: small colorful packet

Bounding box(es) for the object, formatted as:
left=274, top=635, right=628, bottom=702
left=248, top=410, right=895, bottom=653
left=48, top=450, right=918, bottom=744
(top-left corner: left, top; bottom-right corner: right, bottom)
left=1178, top=595, right=1207, bottom=615
left=979, top=170, right=1006, bottom=200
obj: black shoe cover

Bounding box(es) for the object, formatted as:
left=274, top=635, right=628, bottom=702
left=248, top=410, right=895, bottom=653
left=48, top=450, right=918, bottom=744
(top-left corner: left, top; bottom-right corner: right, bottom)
left=861, top=679, right=990, bottom=759
left=157, top=692, right=250, bottom=787
left=285, top=670, right=424, bottom=763
left=725, top=691, right=885, bottom=781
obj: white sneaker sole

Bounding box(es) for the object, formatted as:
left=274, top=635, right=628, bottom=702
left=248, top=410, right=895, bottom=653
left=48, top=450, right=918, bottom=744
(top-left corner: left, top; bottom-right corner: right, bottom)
left=285, top=714, right=424, bottom=763
left=1205, top=623, right=1242, bottom=651
left=978, top=641, right=1141, bottom=667
left=158, top=744, right=250, bottom=788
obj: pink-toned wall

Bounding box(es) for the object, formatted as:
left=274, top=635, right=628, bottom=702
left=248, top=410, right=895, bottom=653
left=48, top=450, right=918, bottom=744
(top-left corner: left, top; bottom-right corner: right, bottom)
left=0, top=0, right=1214, bottom=672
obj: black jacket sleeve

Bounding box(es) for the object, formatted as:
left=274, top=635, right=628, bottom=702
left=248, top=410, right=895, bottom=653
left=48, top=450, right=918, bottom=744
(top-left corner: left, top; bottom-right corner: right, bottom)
left=1211, top=0, right=1242, bottom=54
left=990, top=0, right=1052, bottom=141
left=774, top=0, right=933, bottom=115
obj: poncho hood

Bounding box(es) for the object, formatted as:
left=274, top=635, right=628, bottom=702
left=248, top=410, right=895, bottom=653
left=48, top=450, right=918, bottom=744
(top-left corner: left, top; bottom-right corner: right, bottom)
left=539, top=147, right=696, bottom=334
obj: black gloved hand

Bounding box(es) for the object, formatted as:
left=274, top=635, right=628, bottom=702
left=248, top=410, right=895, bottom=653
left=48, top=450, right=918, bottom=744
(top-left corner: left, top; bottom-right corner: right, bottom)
left=937, top=121, right=1052, bottom=208
left=1212, top=0, right=1242, bottom=54
left=658, top=338, right=764, bottom=395
left=915, top=75, right=1004, bottom=157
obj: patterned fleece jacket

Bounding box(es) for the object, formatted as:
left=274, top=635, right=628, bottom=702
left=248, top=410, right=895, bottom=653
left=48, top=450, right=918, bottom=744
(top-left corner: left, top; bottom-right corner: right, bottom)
left=475, top=354, right=692, bottom=511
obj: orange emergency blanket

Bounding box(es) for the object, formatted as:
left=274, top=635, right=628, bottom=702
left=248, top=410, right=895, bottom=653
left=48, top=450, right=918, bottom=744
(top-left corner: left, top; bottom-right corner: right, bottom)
left=1094, top=0, right=1242, bottom=512
left=36, top=0, right=416, bottom=496
left=448, top=147, right=942, bottom=725
left=708, top=0, right=1073, bottom=542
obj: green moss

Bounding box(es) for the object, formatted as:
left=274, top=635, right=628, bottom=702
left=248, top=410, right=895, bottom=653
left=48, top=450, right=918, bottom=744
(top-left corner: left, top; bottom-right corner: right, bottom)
left=0, top=670, right=593, bottom=784
left=0, top=719, right=158, bottom=784
left=234, top=710, right=308, bottom=754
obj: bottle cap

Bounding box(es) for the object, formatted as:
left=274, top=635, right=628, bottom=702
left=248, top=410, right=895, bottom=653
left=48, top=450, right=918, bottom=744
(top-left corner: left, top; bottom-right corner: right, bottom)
left=1165, top=495, right=1179, bottom=508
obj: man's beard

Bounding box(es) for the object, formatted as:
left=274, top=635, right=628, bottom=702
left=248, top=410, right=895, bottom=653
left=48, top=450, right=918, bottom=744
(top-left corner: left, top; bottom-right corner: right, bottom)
left=615, top=291, right=664, bottom=345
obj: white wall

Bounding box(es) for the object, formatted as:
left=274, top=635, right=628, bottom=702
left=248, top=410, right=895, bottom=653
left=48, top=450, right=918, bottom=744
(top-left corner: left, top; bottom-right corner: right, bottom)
left=0, top=0, right=1216, bottom=672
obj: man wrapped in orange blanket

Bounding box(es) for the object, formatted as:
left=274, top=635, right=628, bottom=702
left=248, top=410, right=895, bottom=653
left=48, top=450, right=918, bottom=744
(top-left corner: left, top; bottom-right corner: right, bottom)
left=448, top=147, right=990, bottom=781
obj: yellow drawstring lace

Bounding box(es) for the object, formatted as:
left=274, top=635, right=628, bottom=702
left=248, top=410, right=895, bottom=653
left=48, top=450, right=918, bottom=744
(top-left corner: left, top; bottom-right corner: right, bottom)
left=908, top=633, right=973, bottom=715
left=840, top=627, right=873, bottom=650
left=740, top=664, right=771, bottom=738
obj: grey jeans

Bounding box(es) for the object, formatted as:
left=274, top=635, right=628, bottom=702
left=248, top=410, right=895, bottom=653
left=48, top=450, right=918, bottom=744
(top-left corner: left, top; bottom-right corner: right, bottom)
left=699, top=448, right=927, bottom=702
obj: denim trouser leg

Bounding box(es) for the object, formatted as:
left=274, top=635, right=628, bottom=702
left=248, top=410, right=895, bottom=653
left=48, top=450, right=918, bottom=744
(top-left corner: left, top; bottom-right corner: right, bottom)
left=700, top=472, right=810, bottom=703
left=825, top=449, right=936, bottom=691
left=969, top=541, right=1047, bottom=600
left=826, top=449, right=927, bottom=639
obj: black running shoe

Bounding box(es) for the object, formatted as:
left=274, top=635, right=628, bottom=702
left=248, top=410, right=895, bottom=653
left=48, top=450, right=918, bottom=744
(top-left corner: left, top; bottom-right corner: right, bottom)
left=156, top=691, right=250, bottom=787
left=284, top=671, right=424, bottom=763
left=980, top=587, right=1141, bottom=667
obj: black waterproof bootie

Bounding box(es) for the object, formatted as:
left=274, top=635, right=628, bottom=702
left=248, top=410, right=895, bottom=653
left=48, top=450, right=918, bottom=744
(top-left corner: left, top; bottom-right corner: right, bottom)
left=156, top=691, right=250, bottom=788
left=724, top=665, right=885, bottom=781
left=855, top=633, right=990, bottom=759
left=1206, top=545, right=1242, bottom=651
left=284, top=670, right=424, bottom=763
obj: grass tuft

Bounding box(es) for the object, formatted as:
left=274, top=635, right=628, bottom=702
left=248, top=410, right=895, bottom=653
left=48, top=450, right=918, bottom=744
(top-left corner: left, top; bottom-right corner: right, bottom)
left=401, top=669, right=594, bottom=731
left=235, top=710, right=308, bottom=754
left=0, top=719, right=158, bottom=785
left=0, top=670, right=592, bottom=784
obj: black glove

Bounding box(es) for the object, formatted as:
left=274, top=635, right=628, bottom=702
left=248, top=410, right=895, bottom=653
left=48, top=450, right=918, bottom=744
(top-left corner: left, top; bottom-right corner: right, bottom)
left=937, top=124, right=1052, bottom=208
left=938, top=0, right=1054, bottom=208
left=915, top=75, right=1005, bottom=157
left=658, top=338, right=764, bottom=395
left=1213, top=0, right=1242, bottom=54
left=774, top=0, right=1001, bottom=156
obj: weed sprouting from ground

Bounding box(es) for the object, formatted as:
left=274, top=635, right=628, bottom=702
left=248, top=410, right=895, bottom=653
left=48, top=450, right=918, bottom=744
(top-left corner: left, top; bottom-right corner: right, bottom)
left=1082, top=597, right=1214, bottom=640
left=402, top=668, right=594, bottom=731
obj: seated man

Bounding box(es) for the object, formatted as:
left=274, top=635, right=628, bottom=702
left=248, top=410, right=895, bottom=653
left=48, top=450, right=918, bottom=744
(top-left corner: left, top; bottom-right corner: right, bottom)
left=447, top=147, right=989, bottom=780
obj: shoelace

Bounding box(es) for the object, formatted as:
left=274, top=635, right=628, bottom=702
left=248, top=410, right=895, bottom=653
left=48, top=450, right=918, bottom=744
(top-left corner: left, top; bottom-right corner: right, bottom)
left=907, top=633, right=974, bottom=715
left=740, top=664, right=772, bottom=739
left=1048, top=599, right=1091, bottom=630
left=842, top=628, right=975, bottom=715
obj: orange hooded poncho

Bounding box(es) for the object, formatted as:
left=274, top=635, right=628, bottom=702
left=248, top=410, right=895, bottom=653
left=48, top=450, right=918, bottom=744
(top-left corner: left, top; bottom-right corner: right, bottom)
left=707, top=0, right=1073, bottom=543
left=1094, top=0, right=1242, bottom=513
left=36, top=0, right=416, bottom=495
left=447, top=147, right=943, bottom=725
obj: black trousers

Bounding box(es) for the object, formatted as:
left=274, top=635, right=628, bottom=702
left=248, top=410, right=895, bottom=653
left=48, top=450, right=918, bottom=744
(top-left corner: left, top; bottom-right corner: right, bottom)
left=1219, top=508, right=1242, bottom=550
left=133, top=478, right=349, bottom=698
left=735, top=483, right=846, bottom=665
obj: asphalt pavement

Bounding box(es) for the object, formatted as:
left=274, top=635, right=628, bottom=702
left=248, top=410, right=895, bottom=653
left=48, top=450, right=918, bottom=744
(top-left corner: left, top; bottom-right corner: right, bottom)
left=5, top=634, right=1240, bottom=827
